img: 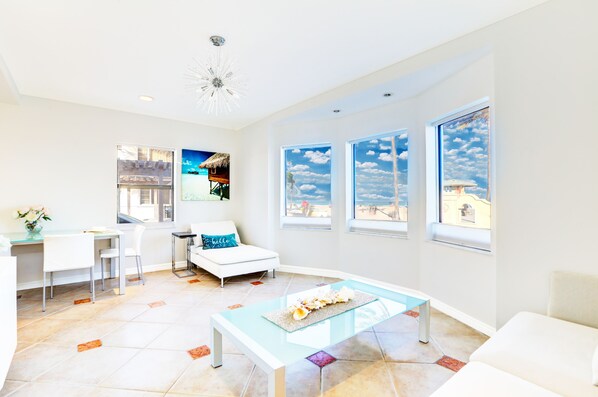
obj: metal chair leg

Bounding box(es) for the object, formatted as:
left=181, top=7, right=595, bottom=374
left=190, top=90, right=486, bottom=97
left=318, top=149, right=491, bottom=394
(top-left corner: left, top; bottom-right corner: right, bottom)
left=90, top=267, right=95, bottom=303
left=137, top=256, right=145, bottom=285
left=220, top=278, right=224, bottom=288
left=50, top=271, right=54, bottom=299
left=101, top=258, right=105, bottom=291
left=42, top=272, right=46, bottom=312
left=273, top=269, right=276, bottom=278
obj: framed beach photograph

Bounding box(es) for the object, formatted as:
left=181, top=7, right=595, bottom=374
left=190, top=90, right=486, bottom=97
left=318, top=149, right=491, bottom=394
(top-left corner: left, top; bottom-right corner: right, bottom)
left=181, top=149, right=230, bottom=201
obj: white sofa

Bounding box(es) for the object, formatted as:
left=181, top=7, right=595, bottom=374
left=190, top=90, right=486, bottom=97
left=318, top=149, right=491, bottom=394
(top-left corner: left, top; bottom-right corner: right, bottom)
left=431, top=271, right=598, bottom=397
left=189, top=221, right=280, bottom=287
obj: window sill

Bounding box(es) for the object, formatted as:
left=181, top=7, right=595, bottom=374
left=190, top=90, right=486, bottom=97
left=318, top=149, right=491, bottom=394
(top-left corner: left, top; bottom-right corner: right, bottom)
left=347, top=219, right=407, bottom=238
left=348, top=228, right=407, bottom=239
left=280, top=216, right=331, bottom=231
left=425, top=239, right=493, bottom=255
left=429, top=223, right=491, bottom=252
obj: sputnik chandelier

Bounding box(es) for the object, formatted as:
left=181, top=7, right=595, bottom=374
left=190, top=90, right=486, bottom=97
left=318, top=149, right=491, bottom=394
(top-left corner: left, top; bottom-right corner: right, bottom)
left=187, top=35, right=244, bottom=114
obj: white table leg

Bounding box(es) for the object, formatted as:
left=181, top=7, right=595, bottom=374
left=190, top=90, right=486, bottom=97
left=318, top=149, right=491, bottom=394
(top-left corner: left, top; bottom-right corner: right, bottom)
left=268, top=366, right=285, bottom=397
left=118, top=233, right=126, bottom=295
left=211, top=325, right=223, bottom=368
left=419, top=300, right=430, bottom=343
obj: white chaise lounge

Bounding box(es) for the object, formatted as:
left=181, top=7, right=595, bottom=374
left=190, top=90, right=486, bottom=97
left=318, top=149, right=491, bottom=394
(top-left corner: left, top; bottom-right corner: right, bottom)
left=189, top=221, right=280, bottom=287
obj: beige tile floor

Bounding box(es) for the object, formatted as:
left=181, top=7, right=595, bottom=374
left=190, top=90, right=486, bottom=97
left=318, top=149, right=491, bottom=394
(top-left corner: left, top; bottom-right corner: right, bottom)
left=1, top=269, right=488, bottom=397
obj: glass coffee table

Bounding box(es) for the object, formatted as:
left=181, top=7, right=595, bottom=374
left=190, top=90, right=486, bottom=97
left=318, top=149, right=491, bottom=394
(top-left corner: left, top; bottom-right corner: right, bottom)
left=211, top=279, right=430, bottom=397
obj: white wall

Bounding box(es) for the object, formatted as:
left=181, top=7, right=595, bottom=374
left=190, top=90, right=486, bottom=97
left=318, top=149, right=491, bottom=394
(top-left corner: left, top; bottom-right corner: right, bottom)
left=237, top=0, right=598, bottom=329
left=0, top=97, right=239, bottom=288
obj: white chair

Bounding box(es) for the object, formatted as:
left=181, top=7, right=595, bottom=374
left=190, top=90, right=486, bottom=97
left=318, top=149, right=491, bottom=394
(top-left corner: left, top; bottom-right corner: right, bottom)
left=43, top=233, right=95, bottom=312
left=99, top=225, right=145, bottom=290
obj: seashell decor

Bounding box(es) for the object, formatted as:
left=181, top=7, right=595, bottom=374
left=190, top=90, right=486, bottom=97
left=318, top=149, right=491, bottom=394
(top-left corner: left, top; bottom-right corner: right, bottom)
left=288, top=286, right=355, bottom=321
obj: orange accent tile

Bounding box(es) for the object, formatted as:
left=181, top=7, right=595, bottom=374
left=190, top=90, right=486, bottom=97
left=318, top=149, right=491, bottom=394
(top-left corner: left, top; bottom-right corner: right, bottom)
left=404, top=310, right=419, bottom=318
left=187, top=279, right=201, bottom=284
left=436, top=356, right=466, bottom=372
left=77, top=339, right=102, bottom=352
left=74, top=298, right=91, bottom=305
left=250, top=281, right=263, bottom=286
left=306, top=351, right=336, bottom=368
left=188, top=345, right=211, bottom=360
left=227, top=304, right=243, bottom=310
left=148, top=301, right=166, bottom=308
left=128, top=277, right=141, bottom=282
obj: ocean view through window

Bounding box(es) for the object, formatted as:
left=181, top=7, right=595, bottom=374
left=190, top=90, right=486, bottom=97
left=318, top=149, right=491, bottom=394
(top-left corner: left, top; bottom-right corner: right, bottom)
left=117, top=145, right=174, bottom=223
left=347, top=131, right=408, bottom=236
left=282, top=144, right=331, bottom=229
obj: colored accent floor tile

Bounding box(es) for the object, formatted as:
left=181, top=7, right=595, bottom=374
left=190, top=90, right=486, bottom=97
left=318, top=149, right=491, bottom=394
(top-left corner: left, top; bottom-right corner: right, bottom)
left=250, top=281, right=263, bottom=286
left=77, top=339, right=102, bottom=352
left=128, top=277, right=141, bottom=282
left=404, top=310, right=420, bottom=318
left=187, top=279, right=201, bottom=284
left=306, top=351, right=336, bottom=368
left=187, top=345, right=211, bottom=360
left=74, top=298, right=91, bottom=305
left=227, top=304, right=243, bottom=310
left=436, top=355, right=466, bottom=372
left=148, top=301, right=166, bottom=308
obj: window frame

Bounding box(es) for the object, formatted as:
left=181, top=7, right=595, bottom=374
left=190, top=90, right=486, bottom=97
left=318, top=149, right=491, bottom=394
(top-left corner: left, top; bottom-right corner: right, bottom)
left=116, top=144, right=176, bottom=226
left=346, top=129, right=408, bottom=238
left=280, top=143, right=332, bottom=230
left=426, top=99, right=493, bottom=251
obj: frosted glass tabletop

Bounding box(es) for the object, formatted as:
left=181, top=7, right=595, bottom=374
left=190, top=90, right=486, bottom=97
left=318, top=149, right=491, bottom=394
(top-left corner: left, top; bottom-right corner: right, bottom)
left=214, top=279, right=428, bottom=365
left=4, top=229, right=123, bottom=245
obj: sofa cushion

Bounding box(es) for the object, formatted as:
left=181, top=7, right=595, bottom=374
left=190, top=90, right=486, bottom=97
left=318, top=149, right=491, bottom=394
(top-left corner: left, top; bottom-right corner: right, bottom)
left=190, top=244, right=278, bottom=265
left=191, top=221, right=241, bottom=247
left=470, top=312, right=598, bottom=397
left=201, top=233, right=238, bottom=250
left=548, top=271, right=598, bottom=329
left=430, top=362, right=560, bottom=397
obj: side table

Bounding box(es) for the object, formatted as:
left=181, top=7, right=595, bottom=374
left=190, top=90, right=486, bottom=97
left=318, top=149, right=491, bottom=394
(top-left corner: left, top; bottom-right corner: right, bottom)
left=172, top=232, right=197, bottom=278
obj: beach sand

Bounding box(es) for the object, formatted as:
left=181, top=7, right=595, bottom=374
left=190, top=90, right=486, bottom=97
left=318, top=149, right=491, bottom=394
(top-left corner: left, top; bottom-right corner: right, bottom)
left=181, top=174, right=229, bottom=201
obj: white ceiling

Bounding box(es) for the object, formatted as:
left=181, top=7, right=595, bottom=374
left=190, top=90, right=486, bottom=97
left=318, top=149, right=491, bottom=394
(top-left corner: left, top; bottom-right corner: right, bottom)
left=0, top=0, right=548, bottom=130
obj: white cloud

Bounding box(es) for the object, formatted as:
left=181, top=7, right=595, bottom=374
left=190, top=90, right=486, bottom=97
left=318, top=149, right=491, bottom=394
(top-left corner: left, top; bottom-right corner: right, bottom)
left=470, top=137, right=481, bottom=142
left=362, top=168, right=393, bottom=175
left=289, top=164, right=309, bottom=172
left=292, top=148, right=301, bottom=154
left=398, top=133, right=408, bottom=140
left=398, top=151, right=408, bottom=160
left=299, top=184, right=317, bottom=191
left=366, top=150, right=375, bottom=156
left=378, top=152, right=394, bottom=162
left=361, top=193, right=393, bottom=200
left=369, top=139, right=379, bottom=144
left=304, top=149, right=330, bottom=164
left=355, top=161, right=378, bottom=169
left=292, top=170, right=330, bottom=184
left=466, top=147, right=483, bottom=155
left=453, top=137, right=464, bottom=143
left=182, top=160, right=192, bottom=166
left=447, top=149, right=459, bottom=155
left=379, top=144, right=391, bottom=150
left=380, top=137, right=392, bottom=142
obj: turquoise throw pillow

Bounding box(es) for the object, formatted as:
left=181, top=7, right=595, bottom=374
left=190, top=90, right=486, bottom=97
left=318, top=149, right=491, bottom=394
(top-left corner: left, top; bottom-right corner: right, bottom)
left=201, top=233, right=238, bottom=250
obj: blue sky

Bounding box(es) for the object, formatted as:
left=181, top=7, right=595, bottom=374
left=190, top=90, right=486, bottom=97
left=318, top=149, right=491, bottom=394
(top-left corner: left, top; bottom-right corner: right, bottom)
left=354, top=133, right=408, bottom=207
left=285, top=147, right=331, bottom=206
left=440, top=107, right=490, bottom=201
left=182, top=149, right=213, bottom=176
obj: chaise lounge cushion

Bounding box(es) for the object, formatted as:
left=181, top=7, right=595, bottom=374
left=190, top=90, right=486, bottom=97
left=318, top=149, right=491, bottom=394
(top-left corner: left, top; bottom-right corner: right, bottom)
left=429, top=362, right=560, bottom=397
left=190, top=244, right=278, bottom=265
left=470, top=311, right=598, bottom=397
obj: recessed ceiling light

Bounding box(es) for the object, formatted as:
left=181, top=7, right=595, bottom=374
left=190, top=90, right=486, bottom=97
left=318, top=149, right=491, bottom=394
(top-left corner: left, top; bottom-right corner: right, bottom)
left=333, top=109, right=341, bottom=113
left=383, top=93, right=392, bottom=97
left=139, top=95, right=154, bottom=102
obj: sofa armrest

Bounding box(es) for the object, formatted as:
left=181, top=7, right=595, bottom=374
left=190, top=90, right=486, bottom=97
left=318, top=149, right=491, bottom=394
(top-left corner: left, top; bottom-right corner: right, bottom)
left=548, top=271, right=598, bottom=329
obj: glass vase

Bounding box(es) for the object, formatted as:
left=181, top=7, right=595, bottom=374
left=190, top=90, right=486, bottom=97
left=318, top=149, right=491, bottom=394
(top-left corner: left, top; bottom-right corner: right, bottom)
left=25, top=222, right=43, bottom=235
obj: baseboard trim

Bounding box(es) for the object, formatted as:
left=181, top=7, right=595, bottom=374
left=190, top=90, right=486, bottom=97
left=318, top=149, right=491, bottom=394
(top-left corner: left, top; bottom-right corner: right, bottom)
left=16, top=261, right=181, bottom=291
left=279, top=264, right=496, bottom=336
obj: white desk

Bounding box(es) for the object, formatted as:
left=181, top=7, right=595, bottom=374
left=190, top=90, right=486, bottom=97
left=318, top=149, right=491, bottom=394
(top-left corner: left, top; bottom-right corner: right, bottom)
left=5, top=230, right=127, bottom=295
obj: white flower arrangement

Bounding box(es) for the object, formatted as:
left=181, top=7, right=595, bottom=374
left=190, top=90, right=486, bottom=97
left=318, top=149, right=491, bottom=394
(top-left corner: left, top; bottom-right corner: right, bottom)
left=14, top=206, right=52, bottom=233
left=288, top=286, right=355, bottom=321
left=0, top=235, right=11, bottom=253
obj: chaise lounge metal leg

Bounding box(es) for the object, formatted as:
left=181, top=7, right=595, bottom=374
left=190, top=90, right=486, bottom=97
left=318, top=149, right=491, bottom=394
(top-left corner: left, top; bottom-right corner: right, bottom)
left=220, top=278, right=224, bottom=288
left=273, top=269, right=276, bottom=278
left=50, top=271, right=54, bottom=299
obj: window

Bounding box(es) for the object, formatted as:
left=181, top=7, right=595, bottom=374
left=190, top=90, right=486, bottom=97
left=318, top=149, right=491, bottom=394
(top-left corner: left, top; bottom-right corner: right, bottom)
left=117, top=145, right=174, bottom=223
left=281, top=144, right=332, bottom=229
left=347, top=131, right=408, bottom=236
left=428, top=103, right=491, bottom=250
